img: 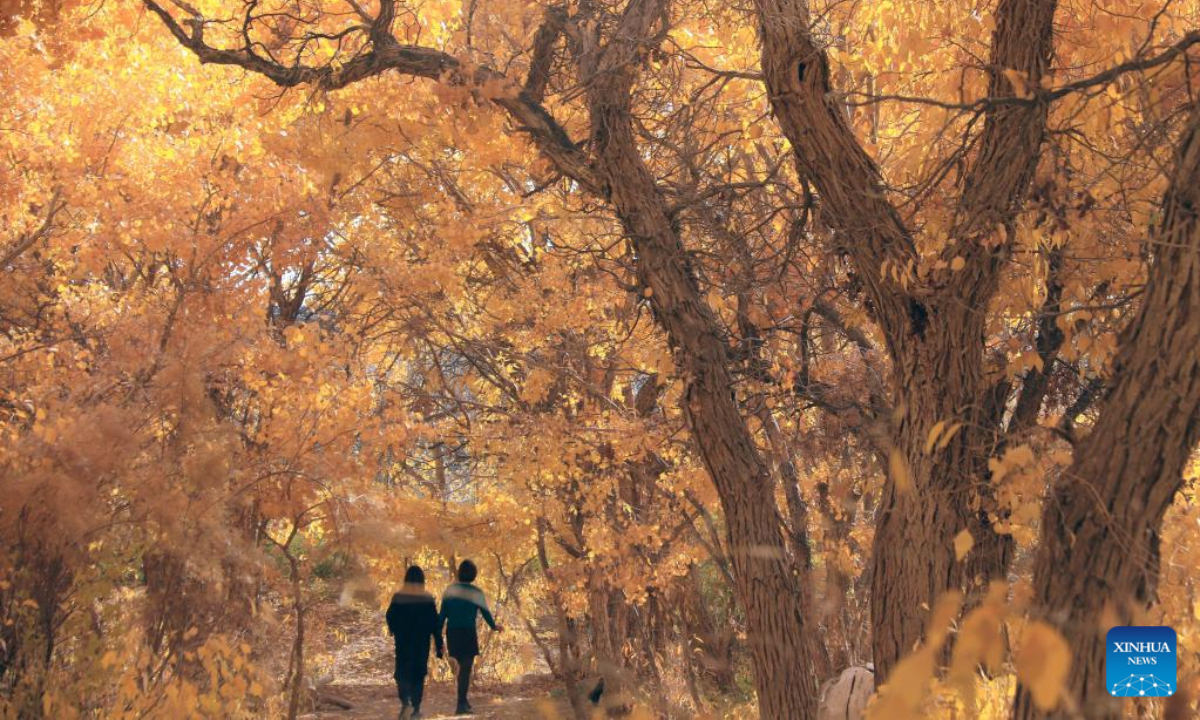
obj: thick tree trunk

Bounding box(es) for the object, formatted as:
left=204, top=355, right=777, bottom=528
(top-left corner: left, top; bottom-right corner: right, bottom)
left=594, top=135, right=822, bottom=718
left=1013, top=106, right=1200, bottom=720
left=579, top=3, right=821, bottom=717
left=587, top=581, right=617, bottom=667
left=871, top=312, right=1014, bottom=679
left=753, top=0, right=1055, bottom=681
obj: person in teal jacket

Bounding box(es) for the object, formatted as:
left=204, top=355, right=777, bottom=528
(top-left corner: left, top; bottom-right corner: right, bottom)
left=438, top=560, right=503, bottom=715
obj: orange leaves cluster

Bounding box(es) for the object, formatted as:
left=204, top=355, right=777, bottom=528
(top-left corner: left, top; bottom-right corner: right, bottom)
left=869, top=584, right=1074, bottom=719
left=6, top=0, right=1200, bottom=714
left=1, top=5, right=423, bottom=712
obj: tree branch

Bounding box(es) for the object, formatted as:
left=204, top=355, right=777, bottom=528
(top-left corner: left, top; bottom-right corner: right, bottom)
left=951, top=0, right=1057, bottom=275
left=2, top=188, right=65, bottom=269
left=753, top=0, right=918, bottom=342
left=839, top=31, right=1200, bottom=114
left=140, top=0, right=599, bottom=193
left=524, top=4, right=567, bottom=103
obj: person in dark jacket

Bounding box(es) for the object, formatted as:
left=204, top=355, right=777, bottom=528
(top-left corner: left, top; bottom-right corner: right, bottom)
left=386, top=566, right=443, bottom=720
left=438, top=560, right=503, bottom=715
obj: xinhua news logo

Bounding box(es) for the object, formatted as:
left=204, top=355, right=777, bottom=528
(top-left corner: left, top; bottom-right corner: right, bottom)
left=1106, top=626, right=1176, bottom=697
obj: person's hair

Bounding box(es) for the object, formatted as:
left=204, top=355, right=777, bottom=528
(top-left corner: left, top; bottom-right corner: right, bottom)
left=404, top=565, right=425, bottom=585
left=456, top=559, right=477, bottom=583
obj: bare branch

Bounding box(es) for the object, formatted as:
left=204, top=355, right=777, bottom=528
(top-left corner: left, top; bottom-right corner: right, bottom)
left=753, top=0, right=918, bottom=341
left=140, top=0, right=599, bottom=193
left=2, top=188, right=65, bottom=269
left=524, top=4, right=567, bottom=103
left=841, top=30, right=1200, bottom=113
left=952, top=0, right=1057, bottom=245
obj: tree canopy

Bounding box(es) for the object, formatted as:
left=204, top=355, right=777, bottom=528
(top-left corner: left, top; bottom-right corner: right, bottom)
left=2, top=0, right=1200, bottom=718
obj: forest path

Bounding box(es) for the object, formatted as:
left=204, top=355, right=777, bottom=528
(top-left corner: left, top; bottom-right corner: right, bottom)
left=299, top=603, right=571, bottom=720
left=299, top=675, right=569, bottom=720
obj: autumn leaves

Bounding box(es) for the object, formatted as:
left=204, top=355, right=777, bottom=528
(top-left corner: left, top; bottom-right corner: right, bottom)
left=5, top=0, right=1200, bottom=718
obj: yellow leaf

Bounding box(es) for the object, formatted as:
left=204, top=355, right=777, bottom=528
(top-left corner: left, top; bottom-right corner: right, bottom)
left=924, top=420, right=947, bottom=454
left=1016, top=621, right=1071, bottom=710
left=867, top=646, right=935, bottom=720
left=535, top=698, right=562, bottom=718
left=1049, top=449, right=1073, bottom=466
left=949, top=581, right=1007, bottom=710
left=989, top=444, right=1035, bottom=482
left=927, top=590, right=964, bottom=646
left=950, top=256, right=966, bottom=271
left=1003, top=68, right=1031, bottom=99
left=889, top=446, right=914, bottom=494
left=954, top=529, right=974, bottom=561
left=936, top=422, right=963, bottom=451
left=868, top=591, right=962, bottom=720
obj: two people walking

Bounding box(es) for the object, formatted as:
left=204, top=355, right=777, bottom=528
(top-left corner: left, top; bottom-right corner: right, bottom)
left=385, top=560, right=503, bottom=718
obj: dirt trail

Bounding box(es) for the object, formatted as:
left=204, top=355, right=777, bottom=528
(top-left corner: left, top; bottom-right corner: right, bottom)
left=300, top=675, right=569, bottom=720
left=299, top=603, right=571, bottom=720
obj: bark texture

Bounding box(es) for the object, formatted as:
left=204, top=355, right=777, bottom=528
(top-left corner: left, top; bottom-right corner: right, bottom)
left=753, top=0, right=1057, bottom=679
left=579, top=3, right=821, bottom=715
left=1013, top=105, right=1200, bottom=720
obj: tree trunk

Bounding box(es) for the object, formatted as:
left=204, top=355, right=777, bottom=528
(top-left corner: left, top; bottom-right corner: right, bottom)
left=757, top=404, right=833, bottom=679
left=752, top=0, right=1056, bottom=680
left=579, top=3, right=821, bottom=716
left=283, top=547, right=305, bottom=720
left=590, top=83, right=822, bottom=720
left=871, top=312, right=1014, bottom=679
left=1013, top=105, right=1200, bottom=720
left=537, top=520, right=589, bottom=720
left=816, top=477, right=858, bottom=670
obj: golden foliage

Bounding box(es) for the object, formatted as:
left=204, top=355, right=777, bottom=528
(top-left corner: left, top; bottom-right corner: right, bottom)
left=1014, top=621, right=1072, bottom=711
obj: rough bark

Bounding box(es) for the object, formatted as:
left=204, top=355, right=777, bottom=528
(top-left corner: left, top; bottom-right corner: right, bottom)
left=870, top=312, right=1018, bottom=676
left=580, top=3, right=821, bottom=715
left=753, top=0, right=1057, bottom=679
left=757, top=404, right=836, bottom=679
left=1013, top=105, right=1200, bottom=720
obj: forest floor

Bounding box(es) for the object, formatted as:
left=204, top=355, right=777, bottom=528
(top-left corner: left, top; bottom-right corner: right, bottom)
left=299, top=675, right=569, bottom=720
left=298, top=601, right=572, bottom=720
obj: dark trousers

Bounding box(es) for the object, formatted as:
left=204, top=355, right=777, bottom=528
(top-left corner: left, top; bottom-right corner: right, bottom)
left=446, top=627, right=479, bottom=709
left=453, top=654, right=475, bottom=709
left=395, top=653, right=427, bottom=710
